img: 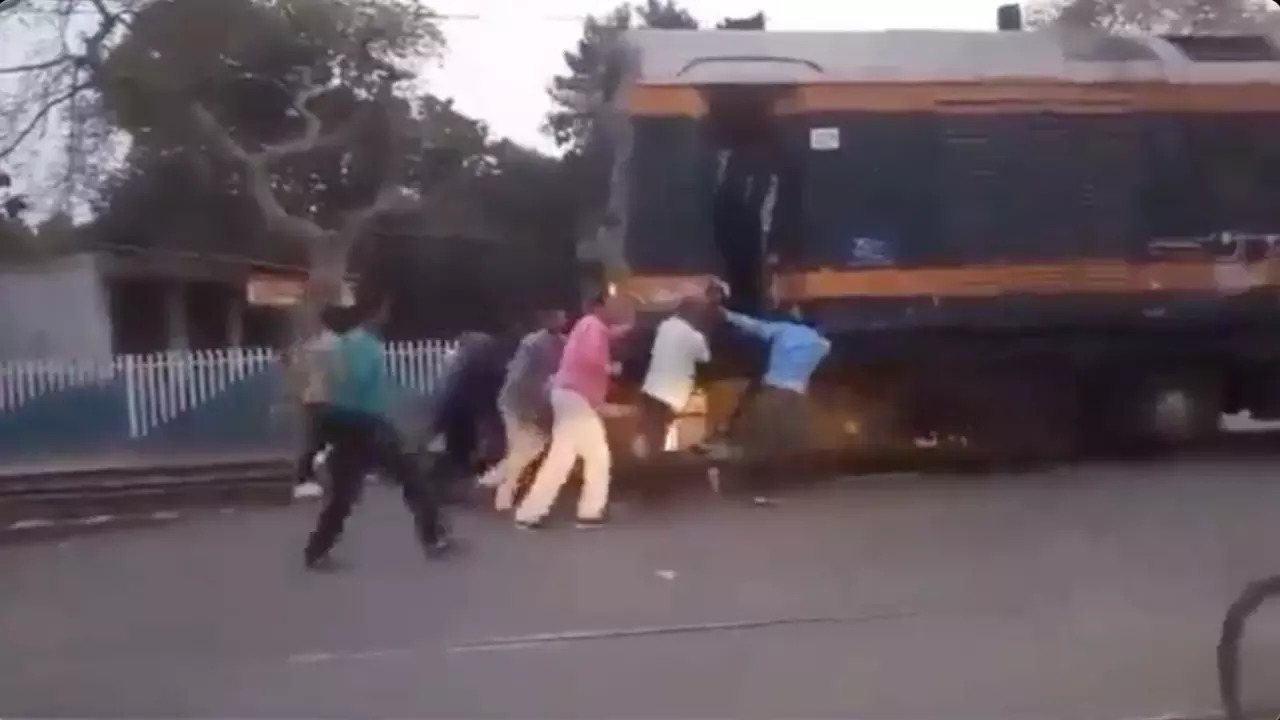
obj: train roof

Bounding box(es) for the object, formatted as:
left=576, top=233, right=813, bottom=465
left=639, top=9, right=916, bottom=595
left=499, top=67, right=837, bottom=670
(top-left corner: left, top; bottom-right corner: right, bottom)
left=621, top=28, right=1280, bottom=85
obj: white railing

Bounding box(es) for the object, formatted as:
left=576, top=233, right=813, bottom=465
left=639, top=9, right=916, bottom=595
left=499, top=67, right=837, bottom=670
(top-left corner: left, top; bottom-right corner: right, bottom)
left=0, top=339, right=459, bottom=439
left=121, top=348, right=279, bottom=439
left=385, top=339, right=459, bottom=396
left=0, top=357, right=116, bottom=412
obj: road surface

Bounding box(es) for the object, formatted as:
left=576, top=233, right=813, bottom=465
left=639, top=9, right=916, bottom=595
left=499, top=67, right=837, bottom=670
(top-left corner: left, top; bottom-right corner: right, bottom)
left=4, top=458, right=1280, bottom=718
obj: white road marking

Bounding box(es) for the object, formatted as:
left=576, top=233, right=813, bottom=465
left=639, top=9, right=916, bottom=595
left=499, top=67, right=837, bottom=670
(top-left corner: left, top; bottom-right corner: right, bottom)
left=282, top=611, right=920, bottom=666
left=289, top=648, right=412, bottom=664
left=289, top=652, right=336, bottom=663
left=1117, top=713, right=1219, bottom=720
left=5, top=510, right=187, bottom=533
left=7, top=518, right=54, bottom=530
left=447, top=611, right=918, bottom=654
left=77, top=515, right=116, bottom=525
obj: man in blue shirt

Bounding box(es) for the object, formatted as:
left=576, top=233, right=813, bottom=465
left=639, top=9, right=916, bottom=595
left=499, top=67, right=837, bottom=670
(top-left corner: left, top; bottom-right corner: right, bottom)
left=718, top=303, right=831, bottom=502
left=304, top=292, right=452, bottom=570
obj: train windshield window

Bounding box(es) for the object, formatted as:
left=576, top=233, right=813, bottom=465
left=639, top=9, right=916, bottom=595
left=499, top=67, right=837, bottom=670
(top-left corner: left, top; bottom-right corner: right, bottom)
left=1186, top=115, right=1280, bottom=230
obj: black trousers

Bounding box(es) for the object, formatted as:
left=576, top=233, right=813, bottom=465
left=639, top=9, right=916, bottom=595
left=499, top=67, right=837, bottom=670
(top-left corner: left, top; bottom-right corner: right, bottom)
left=441, top=404, right=478, bottom=470
left=305, top=408, right=445, bottom=562
left=295, top=403, right=329, bottom=485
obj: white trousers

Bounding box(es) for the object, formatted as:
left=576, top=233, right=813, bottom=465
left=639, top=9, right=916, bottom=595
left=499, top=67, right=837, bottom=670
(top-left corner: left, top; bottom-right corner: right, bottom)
left=514, top=387, right=611, bottom=523
left=479, top=405, right=549, bottom=511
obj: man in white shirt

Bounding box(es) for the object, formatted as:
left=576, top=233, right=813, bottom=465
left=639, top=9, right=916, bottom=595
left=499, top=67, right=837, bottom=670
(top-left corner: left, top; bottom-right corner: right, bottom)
left=291, top=306, right=347, bottom=500
left=636, top=295, right=711, bottom=457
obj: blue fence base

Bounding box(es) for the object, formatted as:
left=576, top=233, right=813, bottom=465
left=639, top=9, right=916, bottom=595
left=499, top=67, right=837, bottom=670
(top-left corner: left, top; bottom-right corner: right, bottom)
left=0, top=341, right=458, bottom=470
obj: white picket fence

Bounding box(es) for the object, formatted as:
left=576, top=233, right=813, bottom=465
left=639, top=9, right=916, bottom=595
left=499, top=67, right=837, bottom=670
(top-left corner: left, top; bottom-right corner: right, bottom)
left=0, top=339, right=459, bottom=440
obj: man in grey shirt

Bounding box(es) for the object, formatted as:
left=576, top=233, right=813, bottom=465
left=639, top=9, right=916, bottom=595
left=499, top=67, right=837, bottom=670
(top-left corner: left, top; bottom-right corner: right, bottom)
left=480, top=308, right=568, bottom=511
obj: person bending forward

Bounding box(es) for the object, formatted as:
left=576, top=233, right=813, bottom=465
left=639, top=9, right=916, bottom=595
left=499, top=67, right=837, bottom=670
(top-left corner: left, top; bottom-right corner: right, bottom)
left=513, top=295, right=632, bottom=529
left=481, top=308, right=568, bottom=511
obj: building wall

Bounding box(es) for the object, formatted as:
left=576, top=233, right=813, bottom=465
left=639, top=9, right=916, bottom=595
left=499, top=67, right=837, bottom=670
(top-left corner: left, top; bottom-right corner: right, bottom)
left=0, top=253, right=113, bottom=362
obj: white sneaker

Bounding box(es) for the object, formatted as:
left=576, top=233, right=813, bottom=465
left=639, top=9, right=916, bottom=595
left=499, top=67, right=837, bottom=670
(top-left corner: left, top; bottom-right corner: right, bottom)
left=311, top=447, right=331, bottom=472
left=293, top=481, right=324, bottom=500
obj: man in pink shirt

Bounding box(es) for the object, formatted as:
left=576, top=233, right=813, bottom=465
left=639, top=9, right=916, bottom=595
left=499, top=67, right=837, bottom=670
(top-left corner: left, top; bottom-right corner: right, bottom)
left=515, top=292, right=633, bottom=529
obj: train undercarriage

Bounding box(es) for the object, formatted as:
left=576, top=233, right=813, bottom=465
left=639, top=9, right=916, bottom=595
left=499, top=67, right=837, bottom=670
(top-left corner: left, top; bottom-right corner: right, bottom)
left=605, top=324, right=1280, bottom=476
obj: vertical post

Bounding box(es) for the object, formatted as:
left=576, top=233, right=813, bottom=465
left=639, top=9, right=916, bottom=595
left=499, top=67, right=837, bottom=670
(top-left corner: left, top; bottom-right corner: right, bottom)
left=997, top=4, right=1023, bottom=31
left=164, top=281, right=189, bottom=351
left=122, top=354, right=140, bottom=438
left=227, top=291, right=245, bottom=348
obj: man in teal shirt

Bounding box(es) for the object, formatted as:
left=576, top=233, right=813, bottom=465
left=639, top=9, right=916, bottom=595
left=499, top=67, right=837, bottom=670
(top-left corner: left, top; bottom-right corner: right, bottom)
left=304, top=293, right=452, bottom=570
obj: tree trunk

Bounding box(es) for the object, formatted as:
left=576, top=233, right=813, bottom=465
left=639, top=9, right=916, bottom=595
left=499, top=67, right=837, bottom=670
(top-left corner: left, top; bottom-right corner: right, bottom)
left=296, top=237, right=349, bottom=342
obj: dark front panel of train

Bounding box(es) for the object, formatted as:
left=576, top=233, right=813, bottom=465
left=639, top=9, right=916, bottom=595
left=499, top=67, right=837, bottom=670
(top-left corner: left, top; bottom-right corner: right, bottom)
left=790, top=110, right=1144, bottom=270
left=785, top=113, right=942, bottom=268
left=625, top=116, right=720, bottom=275
left=1143, top=112, right=1280, bottom=238
left=626, top=108, right=1280, bottom=282
left=789, top=109, right=1280, bottom=335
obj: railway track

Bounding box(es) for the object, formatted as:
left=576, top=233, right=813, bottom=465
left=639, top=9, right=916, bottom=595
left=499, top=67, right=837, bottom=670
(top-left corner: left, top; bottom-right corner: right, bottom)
left=0, top=460, right=293, bottom=542
left=3, top=428, right=1279, bottom=543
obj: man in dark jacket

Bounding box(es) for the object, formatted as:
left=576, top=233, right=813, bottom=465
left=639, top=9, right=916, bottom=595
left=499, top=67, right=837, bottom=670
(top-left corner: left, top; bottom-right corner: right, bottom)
left=424, top=333, right=492, bottom=486
left=424, top=330, right=521, bottom=494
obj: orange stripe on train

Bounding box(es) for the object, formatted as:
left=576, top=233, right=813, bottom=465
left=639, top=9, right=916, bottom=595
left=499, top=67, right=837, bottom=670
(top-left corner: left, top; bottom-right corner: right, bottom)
left=619, top=260, right=1280, bottom=304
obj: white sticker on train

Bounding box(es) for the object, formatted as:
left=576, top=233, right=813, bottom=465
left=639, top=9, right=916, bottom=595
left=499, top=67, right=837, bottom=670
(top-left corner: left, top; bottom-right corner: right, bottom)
left=810, top=127, right=840, bottom=151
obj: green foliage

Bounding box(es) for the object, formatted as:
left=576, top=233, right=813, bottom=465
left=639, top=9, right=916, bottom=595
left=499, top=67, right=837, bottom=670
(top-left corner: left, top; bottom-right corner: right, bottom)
left=89, top=0, right=458, bottom=260
left=0, top=168, right=34, bottom=254
left=633, top=0, right=698, bottom=29
left=545, top=1, right=698, bottom=155
left=717, top=12, right=766, bottom=29
left=93, top=88, right=506, bottom=262
left=0, top=168, right=82, bottom=259
left=100, top=0, right=443, bottom=148
left=1026, top=0, right=1275, bottom=32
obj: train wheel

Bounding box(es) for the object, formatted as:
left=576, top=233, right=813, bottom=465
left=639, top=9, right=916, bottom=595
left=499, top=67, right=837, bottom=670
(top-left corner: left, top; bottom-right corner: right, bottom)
left=1135, top=371, right=1222, bottom=447
left=956, top=371, right=1080, bottom=465
left=1080, top=370, right=1221, bottom=451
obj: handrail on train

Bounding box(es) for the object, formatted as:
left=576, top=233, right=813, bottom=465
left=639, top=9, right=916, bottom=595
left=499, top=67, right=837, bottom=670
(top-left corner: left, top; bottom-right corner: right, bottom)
left=677, top=56, right=825, bottom=76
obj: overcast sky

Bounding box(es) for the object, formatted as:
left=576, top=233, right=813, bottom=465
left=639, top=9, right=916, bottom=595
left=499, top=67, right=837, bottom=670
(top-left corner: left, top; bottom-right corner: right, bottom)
left=426, top=0, right=1000, bottom=152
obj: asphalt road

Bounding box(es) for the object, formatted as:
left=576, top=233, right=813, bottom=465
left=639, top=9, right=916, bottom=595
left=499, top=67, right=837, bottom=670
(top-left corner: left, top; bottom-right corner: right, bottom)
left=4, top=458, right=1280, bottom=719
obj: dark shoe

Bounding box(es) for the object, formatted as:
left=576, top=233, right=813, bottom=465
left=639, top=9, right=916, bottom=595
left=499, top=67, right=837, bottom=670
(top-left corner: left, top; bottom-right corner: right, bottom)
left=574, top=516, right=608, bottom=530
left=424, top=536, right=456, bottom=559
left=305, top=553, right=345, bottom=572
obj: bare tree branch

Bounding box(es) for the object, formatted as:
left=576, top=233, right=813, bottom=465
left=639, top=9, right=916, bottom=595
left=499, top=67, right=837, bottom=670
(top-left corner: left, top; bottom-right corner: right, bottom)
left=0, top=0, right=124, bottom=164
left=0, top=57, right=69, bottom=75
left=187, top=62, right=409, bottom=254
left=338, top=182, right=408, bottom=239
left=332, top=90, right=413, bottom=246
left=0, top=80, right=93, bottom=160
left=189, top=103, right=320, bottom=241
left=188, top=104, right=249, bottom=162
left=259, top=77, right=351, bottom=162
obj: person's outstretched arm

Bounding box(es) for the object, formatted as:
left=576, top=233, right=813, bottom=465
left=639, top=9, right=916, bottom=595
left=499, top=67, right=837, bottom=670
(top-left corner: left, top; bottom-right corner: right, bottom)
left=723, top=311, right=779, bottom=342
